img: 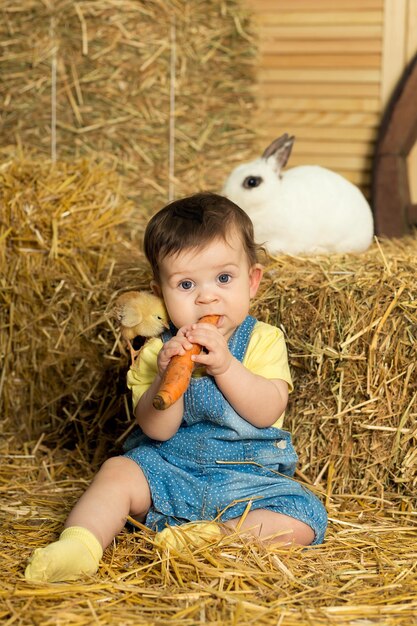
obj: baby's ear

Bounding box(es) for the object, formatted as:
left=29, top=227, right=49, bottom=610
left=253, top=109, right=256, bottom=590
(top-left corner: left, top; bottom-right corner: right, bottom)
left=249, top=264, right=263, bottom=298
left=150, top=280, right=161, bottom=297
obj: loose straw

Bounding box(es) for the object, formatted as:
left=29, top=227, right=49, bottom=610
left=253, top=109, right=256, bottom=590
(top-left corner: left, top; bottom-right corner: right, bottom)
left=168, top=15, right=176, bottom=202
left=50, top=14, right=57, bottom=163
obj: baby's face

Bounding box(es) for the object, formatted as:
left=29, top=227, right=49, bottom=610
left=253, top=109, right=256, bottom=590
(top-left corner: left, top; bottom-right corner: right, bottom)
left=158, top=232, right=262, bottom=339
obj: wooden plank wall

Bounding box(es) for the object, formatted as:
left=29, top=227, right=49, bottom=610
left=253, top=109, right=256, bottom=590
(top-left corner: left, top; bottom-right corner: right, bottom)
left=245, top=0, right=417, bottom=200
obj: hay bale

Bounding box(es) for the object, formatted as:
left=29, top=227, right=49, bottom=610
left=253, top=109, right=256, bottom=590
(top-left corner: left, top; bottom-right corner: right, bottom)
left=253, top=238, right=417, bottom=502
left=0, top=0, right=256, bottom=206
left=1, top=151, right=416, bottom=499
left=0, top=151, right=139, bottom=453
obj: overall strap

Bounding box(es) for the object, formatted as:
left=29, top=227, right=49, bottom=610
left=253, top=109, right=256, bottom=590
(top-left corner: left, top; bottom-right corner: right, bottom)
left=228, top=315, right=257, bottom=362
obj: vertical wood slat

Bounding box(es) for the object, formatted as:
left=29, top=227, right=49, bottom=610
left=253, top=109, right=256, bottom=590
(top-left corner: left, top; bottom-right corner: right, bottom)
left=381, top=0, right=407, bottom=106
left=406, top=0, right=417, bottom=63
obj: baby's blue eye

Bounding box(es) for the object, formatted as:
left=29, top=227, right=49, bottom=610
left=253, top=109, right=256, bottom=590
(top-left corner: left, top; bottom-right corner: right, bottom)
left=218, top=273, right=231, bottom=284
left=179, top=280, right=193, bottom=290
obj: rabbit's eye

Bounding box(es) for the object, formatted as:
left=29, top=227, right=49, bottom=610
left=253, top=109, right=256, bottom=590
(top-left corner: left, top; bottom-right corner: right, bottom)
left=243, top=176, right=262, bottom=189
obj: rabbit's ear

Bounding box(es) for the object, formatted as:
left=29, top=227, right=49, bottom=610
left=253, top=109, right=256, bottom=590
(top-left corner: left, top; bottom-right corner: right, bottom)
left=262, top=134, right=295, bottom=173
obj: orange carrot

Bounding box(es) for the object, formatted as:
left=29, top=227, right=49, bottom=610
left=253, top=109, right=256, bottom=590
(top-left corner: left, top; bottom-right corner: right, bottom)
left=152, top=314, right=220, bottom=410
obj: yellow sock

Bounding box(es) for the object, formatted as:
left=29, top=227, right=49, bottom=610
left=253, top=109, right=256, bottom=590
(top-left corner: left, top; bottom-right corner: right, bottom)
left=154, top=521, right=222, bottom=552
left=25, top=526, right=103, bottom=583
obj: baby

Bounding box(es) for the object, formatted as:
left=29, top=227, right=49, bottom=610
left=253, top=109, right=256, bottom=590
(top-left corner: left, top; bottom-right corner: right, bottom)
left=25, top=192, right=327, bottom=583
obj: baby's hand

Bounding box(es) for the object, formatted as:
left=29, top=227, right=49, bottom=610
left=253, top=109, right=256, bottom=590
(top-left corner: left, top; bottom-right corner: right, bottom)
left=157, top=330, right=193, bottom=376
left=184, top=322, right=233, bottom=376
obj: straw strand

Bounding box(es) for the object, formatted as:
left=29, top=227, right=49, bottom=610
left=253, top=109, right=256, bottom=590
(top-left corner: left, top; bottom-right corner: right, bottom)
left=50, top=14, right=57, bottom=163
left=168, top=14, right=176, bottom=202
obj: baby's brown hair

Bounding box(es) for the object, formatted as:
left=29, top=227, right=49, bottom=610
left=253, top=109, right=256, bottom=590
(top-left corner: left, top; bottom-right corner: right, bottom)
left=144, top=192, right=262, bottom=282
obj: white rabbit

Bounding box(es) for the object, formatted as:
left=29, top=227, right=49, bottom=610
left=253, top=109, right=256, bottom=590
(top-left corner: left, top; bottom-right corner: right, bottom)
left=221, top=134, right=374, bottom=255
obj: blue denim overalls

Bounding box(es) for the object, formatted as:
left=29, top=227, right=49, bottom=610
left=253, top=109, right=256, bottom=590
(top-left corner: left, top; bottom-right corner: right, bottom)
left=124, top=315, right=327, bottom=544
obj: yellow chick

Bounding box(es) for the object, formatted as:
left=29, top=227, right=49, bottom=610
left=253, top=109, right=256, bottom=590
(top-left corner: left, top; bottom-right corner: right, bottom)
left=113, top=291, right=169, bottom=364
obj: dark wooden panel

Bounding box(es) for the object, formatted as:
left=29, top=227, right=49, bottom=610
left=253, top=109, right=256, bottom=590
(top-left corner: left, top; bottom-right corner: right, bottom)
left=372, top=53, right=417, bottom=236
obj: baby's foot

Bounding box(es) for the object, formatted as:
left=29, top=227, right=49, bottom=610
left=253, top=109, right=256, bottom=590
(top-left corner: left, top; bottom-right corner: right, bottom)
left=154, top=521, right=222, bottom=552
left=25, top=526, right=103, bottom=583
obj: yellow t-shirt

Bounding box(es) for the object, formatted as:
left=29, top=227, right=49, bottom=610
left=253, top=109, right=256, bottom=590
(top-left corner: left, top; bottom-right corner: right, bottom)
left=127, top=320, right=293, bottom=429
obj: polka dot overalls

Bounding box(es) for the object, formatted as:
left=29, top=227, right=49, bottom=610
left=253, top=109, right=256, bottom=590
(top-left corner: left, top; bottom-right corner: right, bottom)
left=124, top=316, right=327, bottom=543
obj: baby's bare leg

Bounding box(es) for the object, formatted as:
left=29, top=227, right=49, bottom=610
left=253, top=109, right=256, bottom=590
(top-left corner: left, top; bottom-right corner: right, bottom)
left=65, top=456, right=151, bottom=548
left=224, top=509, right=315, bottom=546
left=25, top=457, right=151, bottom=582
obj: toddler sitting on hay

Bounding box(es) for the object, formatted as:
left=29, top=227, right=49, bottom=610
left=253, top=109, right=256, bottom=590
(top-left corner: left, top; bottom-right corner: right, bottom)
left=25, top=192, right=327, bottom=582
